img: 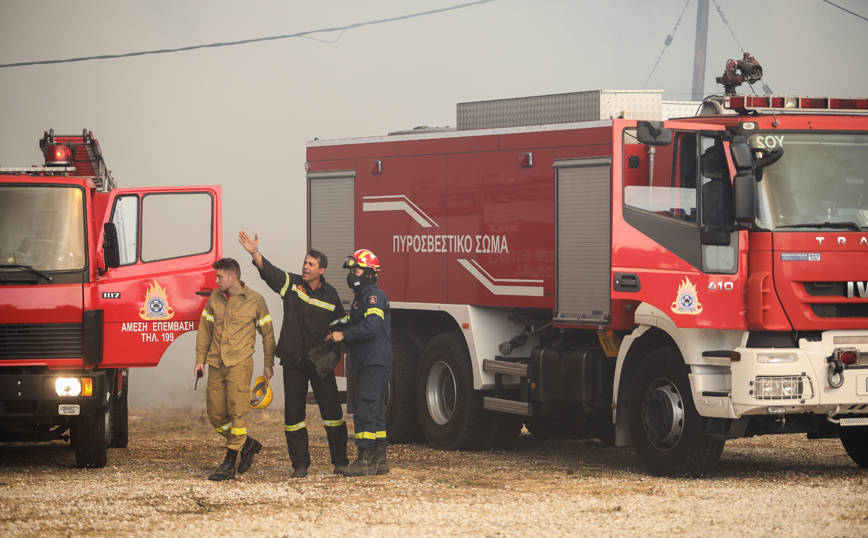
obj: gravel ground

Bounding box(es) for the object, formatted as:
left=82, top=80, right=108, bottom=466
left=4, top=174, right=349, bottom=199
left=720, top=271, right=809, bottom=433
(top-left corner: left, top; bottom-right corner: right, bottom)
left=1, top=407, right=867, bottom=538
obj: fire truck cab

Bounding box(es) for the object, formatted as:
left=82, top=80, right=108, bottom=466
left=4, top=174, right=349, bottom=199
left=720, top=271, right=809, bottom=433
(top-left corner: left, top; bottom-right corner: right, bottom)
left=0, top=130, right=222, bottom=468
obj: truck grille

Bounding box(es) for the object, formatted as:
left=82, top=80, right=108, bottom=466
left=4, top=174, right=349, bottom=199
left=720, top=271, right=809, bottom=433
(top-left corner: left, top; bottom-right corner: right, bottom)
left=804, top=282, right=844, bottom=296
left=811, top=304, right=868, bottom=318
left=0, top=324, right=83, bottom=360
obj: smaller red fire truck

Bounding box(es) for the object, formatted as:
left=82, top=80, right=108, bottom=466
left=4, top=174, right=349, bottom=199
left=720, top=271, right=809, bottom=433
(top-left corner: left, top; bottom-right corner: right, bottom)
left=0, top=130, right=222, bottom=468
left=307, top=56, right=868, bottom=477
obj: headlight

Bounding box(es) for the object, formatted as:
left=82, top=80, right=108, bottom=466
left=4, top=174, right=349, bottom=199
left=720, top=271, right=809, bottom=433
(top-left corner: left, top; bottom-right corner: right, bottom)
left=755, top=376, right=806, bottom=400
left=757, top=353, right=797, bottom=363
left=55, top=377, right=93, bottom=397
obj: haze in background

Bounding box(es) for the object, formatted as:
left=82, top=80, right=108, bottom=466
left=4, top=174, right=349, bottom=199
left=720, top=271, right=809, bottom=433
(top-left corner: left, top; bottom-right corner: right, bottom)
left=1, top=0, right=866, bottom=409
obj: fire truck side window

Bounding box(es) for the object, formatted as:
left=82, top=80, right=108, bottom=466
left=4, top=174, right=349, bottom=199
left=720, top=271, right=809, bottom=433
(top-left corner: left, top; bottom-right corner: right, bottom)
left=111, top=195, right=139, bottom=266
left=141, top=193, right=213, bottom=262
left=623, top=131, right=698, bottom=223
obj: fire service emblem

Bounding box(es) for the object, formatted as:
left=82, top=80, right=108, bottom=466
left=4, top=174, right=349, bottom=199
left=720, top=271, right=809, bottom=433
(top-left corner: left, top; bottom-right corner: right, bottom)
left=139, top=280, right=175, bottom=320
left=671, top=277, right=703, bottom=315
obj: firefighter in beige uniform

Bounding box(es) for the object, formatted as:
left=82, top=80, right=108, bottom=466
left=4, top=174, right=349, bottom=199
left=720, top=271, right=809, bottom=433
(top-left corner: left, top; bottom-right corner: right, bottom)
left=194, top=258, right=276, bottom=481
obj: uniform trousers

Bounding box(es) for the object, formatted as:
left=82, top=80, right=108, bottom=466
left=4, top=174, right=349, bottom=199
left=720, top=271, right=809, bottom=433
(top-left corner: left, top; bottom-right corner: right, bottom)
left=353, top=364, right=392, bottom=449
left=283, top=362, right=348, bottom=469
left=206, top=358, right=253, bottom=451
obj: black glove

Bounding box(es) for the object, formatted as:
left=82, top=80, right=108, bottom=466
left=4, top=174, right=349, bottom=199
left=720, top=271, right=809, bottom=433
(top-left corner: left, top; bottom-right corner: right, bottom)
left=308, top=340, right=348, bottom=378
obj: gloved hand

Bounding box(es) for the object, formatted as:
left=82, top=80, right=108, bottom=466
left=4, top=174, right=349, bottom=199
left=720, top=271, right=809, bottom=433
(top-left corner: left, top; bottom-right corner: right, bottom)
left=308, top=340, right=348, bottom=378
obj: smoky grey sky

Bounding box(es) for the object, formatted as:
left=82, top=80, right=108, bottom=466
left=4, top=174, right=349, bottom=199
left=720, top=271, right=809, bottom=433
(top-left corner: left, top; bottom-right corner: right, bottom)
left=2, top=0, right=866, bottom=407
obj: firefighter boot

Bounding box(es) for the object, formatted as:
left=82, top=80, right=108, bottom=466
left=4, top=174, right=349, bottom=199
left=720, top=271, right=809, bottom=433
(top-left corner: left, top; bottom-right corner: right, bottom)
left=237, top=437, right=262, bottom=474
left=335, top=446, right=380, bottom=477
left=373, top=444, right=390, bottom=475
left=208, top=448, right=238, bottom=481
left=291, top=466, right=308, bottom=479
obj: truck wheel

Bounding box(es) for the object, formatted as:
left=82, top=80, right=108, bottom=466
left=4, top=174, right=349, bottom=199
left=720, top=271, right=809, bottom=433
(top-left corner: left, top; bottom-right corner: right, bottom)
left=416, top=333, right=488, bottom=450
left=384, top=332, right=425, bottom=444
left=628, top=346, right=724, bottom=477
left=840, top=427, right=868, bottom=468
left=109, top=374, right=129, bottom=449
left=74, top=411, right=108, bottom=469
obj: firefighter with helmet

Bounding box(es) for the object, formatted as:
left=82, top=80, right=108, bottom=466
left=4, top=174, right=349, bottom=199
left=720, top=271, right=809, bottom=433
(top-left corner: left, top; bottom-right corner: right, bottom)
left=328, top=249, right=393, bottom=476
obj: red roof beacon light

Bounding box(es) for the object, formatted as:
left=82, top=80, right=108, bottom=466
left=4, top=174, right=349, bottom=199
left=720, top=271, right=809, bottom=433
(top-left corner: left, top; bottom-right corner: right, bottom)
left=45, top=144, right=72, bottom=166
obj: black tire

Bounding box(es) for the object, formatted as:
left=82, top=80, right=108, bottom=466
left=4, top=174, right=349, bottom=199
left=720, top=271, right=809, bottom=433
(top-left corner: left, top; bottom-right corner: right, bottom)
left=524, top=416, right=583, bottom=440
left=628, top=346, right=724, bottom=478
left=840, top=426, right=868, bottom=468
left=385, top=332, right=426, bottom=444
left=109, top=370, right=129, bottom=449
left=74, top=411, right=108, bottom=469
left=416, top=333, right=488, bottom=450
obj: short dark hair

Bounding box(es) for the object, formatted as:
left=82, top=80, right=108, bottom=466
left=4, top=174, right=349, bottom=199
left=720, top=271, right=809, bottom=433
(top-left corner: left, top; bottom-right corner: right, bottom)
left=307, top=249, right=328, bottom=270
left=213, top=258, right=241, bottom=278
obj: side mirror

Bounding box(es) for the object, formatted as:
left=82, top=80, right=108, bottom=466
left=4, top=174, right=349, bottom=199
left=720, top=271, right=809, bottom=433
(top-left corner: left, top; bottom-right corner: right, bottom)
left=103, top=222, right=121, bottom=269
left=733, top=173, right=757, bottom=223
left=636, top=121, right=672, bottom=146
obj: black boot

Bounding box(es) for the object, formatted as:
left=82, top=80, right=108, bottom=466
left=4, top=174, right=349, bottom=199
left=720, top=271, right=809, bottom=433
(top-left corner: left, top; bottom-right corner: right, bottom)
left=208, top=448, right=238, bottom=481
left=336, top=446, right=388, bottom=477
left=373, top=445, right=390, bottom=475
left=290, top=466, right=308, bottom=479
left=238, top=437, right=262, bottom=474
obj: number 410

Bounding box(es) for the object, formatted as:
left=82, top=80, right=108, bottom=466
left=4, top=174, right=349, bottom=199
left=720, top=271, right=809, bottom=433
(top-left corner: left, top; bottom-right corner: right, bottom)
left=708, top=282, right=734, bottom=291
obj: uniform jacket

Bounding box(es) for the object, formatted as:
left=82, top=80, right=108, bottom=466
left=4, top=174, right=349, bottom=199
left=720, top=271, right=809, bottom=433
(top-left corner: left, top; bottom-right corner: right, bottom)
left=343, top=282, right=392, bottom=371
left=196, top=283, right=276, bottom=368
left=255, top=255, right=347, bottom=367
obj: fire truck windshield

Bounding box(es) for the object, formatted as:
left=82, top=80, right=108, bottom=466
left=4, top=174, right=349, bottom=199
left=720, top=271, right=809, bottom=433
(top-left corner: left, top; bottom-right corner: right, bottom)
left=753, top=132, right=868, bottom=231
left=0, top=186, right=86, bottom=271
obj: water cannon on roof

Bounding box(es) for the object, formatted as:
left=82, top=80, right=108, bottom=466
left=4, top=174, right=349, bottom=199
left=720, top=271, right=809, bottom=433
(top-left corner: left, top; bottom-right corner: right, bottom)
left=716, top=52, right=763, bottom=95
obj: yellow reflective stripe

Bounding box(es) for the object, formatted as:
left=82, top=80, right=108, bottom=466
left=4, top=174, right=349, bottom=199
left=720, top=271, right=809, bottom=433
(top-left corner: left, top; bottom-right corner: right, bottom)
left=230, top=427, right=247, bottom=435
left=323, top=417, right=345, bottom=427
left=256, top=314, right=272, bottom=326
left=279, top=272, right=291, bottom=297
left=308, top=298, right=336, bottom=312
left=331, top=316, right=349, bottom=326
left=215, top=422, right=231, bottom=433
left=285, top=421, right=306, bottom=432
left=365, top=308, right=385, bottom=319
left=201, top=309, right=215, bottom=323
left=355, top=431, right=376, bottom=440
left=375, top=431, right=387, bottom=439
left=293, top=285, right=310, bottom=303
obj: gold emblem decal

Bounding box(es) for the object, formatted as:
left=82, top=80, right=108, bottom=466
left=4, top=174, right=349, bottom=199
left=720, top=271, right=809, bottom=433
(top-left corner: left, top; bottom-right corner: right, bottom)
left=139, top=280, right=175, bottom=320
left=671, top=277, right=703, bottom=315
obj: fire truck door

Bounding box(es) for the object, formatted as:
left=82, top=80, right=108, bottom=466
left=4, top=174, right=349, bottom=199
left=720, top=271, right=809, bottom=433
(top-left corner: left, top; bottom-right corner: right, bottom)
left=96, top=187, right=222, bottom=368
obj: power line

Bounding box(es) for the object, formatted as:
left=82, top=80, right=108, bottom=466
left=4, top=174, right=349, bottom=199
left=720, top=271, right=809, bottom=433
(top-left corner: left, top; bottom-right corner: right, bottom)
left=643, top=0, right=691, bottom=89
left=822, top=0, right=868, bottom=22
left=0, top=0, right=496, bottom=69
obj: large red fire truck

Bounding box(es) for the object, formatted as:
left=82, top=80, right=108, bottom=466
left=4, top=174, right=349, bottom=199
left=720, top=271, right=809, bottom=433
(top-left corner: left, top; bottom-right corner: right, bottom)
left=0, top=130, right=222, bottom=468
left=307, top=57, right=868, bottom=477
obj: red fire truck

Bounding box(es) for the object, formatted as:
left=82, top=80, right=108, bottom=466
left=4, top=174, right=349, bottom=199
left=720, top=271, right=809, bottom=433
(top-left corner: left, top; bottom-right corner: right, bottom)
left=307, top=59, right=868, bottom=477
left=0, top=130, right=222, bottom=468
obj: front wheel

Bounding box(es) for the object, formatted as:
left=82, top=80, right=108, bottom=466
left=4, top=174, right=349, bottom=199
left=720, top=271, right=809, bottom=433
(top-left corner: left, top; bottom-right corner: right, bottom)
left=74, top=410, right=108, bottom=468
left=628, top=346, right=724, bottom=477
left=416, top=333, right=487, bottom=450
left=109, top=370, right=129, bottom=449
left=840, top=426, right=868, bottom=468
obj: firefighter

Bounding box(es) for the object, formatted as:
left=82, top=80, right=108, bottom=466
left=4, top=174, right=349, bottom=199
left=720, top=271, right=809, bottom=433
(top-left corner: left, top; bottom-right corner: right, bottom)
left=238, top=231, right=349, bottom=478
left=328, top=249, right=392, bottom=477
left=194, top=258, right=275, bottom=481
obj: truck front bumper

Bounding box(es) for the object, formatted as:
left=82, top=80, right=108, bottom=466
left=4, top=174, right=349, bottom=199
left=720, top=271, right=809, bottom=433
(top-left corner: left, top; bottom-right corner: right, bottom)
left=729, top=331, right=868, bottom=418
left=0, top=371, right=108, bottom=423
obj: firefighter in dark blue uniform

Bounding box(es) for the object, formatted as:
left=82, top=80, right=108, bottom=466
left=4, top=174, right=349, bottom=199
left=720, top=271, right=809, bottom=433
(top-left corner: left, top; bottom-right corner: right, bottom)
left=328, top=249, right=392, bottom=476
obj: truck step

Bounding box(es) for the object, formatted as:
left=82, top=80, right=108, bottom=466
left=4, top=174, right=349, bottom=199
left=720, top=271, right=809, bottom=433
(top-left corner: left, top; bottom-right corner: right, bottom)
left=483, top=359, right=528, bottom=377
left=839, top=417, right=868, bottom=427
left=483, top=397, right=532, bottom=416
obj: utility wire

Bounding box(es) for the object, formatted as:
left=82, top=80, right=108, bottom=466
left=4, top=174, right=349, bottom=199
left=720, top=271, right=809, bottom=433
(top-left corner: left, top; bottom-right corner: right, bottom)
left=822, top=0, right=868, bottom=22
left=0, top=0, right=496, bottom=69
left=642, top=0, right=691, bottom=89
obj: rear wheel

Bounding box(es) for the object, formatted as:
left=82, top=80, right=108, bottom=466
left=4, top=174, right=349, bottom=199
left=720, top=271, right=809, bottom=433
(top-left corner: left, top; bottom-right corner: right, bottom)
left=416, top=333, right=488, bottom=450
left=385, top=332, right=425, bottom=444
left=74, top=410, right=108, bottom=468
left=840, top=426, right=868, bottom=468
left=628, top=346, right=724, bottom=477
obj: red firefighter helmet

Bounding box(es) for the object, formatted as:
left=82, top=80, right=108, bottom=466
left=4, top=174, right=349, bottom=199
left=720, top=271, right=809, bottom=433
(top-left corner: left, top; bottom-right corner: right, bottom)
left=343, top=249, right=380, bottom=273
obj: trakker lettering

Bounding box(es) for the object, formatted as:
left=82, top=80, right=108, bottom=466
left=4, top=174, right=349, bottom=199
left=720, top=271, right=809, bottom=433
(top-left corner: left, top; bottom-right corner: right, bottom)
left=846, top=282, right=868, bottom=299
left=815, top=236, right=868, bottom=246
